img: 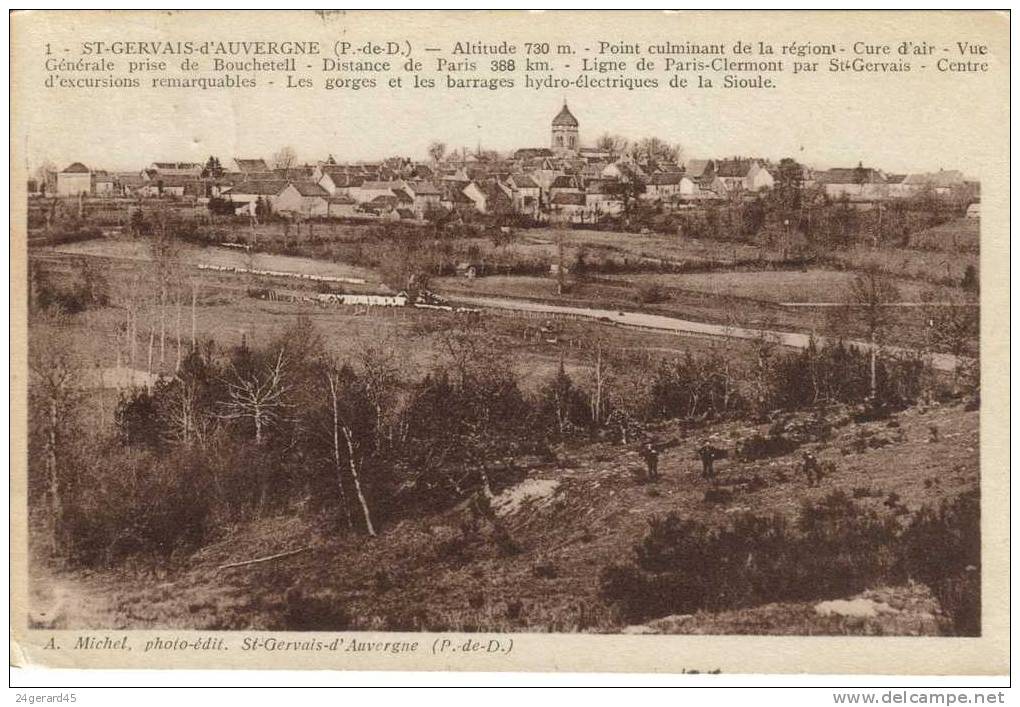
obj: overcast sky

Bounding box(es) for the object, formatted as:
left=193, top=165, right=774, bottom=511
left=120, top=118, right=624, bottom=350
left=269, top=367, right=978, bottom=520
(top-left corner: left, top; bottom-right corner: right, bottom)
left=15, top=11, right=1007, bottom=178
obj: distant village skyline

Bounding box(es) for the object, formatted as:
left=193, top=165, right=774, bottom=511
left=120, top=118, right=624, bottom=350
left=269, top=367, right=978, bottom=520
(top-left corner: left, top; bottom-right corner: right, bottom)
left=39, top=101, right=977, bottom=228
left=26, top=95, right=981, bottom=179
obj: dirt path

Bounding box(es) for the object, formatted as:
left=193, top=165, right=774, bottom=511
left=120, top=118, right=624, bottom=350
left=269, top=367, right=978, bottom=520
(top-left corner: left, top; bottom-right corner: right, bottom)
left=447, top=294, right=962, bottom=372
left=28, top=563, right=118, bottom=629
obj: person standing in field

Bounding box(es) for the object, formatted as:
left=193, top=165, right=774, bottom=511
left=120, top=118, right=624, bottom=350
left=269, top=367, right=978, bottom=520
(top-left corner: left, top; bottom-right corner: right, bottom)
left=697, top=442, right=723, bottom=480
left=639, top=441, right=660, bottom=482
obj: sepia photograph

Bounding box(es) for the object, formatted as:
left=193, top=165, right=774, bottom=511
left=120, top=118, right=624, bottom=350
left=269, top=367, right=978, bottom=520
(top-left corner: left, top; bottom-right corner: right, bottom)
left=9, top=9, right=1009, bottom=679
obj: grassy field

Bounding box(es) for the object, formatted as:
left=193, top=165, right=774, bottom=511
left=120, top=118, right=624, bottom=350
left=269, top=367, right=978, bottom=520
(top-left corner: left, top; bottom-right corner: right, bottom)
left=625, top=269, right=964, bottom=304
left=29, top=249, right=757, bottom=393
left=432, top=271, right=969, bottom=353
left=31, top=400, right=978, bottom=634
left=48, top=238, right=381, bottom=285
left=907, top=218, right=980, bottom=253
left=26, top=235, right=980, bottom=637
left=33, top=228, right=978, bottom=371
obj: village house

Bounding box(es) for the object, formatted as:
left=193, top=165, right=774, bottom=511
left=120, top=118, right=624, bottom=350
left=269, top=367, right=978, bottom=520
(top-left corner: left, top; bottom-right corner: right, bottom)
left=355, top=193, right=396, bottom=217
left=221, top=180, right=329, bottom=217
left=514, top=147, right=553, bottom=161
left=643, top=172, right=685, bottom=201
left=284, top=182, right=330, bottom=216
left=56, top=162, right=92, bottom=196
left=149, top=162, right=203, bottom=178
left=234, top=158, right=269, bottom=174
left=92, top=172, right=116, bottom=196
left=222, top=179, right=290, bottom=213
left=885, top=174, right=911, bottom=199
left=902, top=169, right=966, bottom=197
left=676, top=174, right=700, bottom=198
left=602, top=159, right=647, bottom=184
left=274, top=165, right=319, bottom=181
left=318, top=168, right=365, bottom=196
left=137, top=174, right=199, bottom=198
left=817, top=165, right=888, bottom=201
left=506, top=174, right=541, bottom=217
left=548, top=174, right=583, bottom=202
left=713, top=159, right=775, bottom=193
left=403, top=181, right=442, bottom=217
left=113, top=171, right=150, bottom=196
left=351, top=180, right=406, bottom=204
left=683, top=159, right=715, bottom=185
left=440, top=182, right=476, bottom=216
left=583, top=180, right=625, bottom=216
left=326, top=194, right=359, bottom=218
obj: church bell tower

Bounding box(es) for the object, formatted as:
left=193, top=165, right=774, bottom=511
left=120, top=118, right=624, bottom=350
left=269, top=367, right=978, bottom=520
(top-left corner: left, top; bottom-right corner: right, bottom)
left=551, top=102, right=579, bottom=155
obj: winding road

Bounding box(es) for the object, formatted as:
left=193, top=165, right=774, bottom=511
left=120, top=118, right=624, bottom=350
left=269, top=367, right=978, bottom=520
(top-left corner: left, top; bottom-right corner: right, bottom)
left=447, top=294, right=963, bottom=373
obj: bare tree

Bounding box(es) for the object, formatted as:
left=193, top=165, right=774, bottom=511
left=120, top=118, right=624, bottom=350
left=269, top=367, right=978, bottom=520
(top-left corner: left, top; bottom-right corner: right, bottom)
left=844, top=264, right=901, bottom=400
left=427, top=141, right=447, bottom=164
left=356, top=341, right=405, bottom=452
left=164, top=377, right=203, bottom=446
left=147, top=212, right=182, bottom=368
left=595, top=133, right=629, bottom=157
left=272, top=145, right=298, bottom=170
left=554, top=222, right=570, bottom=295
left=28, top=314, right=84, bottom=554
left=630, top=137, right=682, bottom=167
left=321, top=360, right=377, bottom=536
left=924, top=293, right=979, bottom=392
left=748, top=325, right=781, bottom=418
left=588, top=339, right=611, bottom=427
left=220, top=349, right=290, bottom=444
left=34, top=159, right=57, bottom=196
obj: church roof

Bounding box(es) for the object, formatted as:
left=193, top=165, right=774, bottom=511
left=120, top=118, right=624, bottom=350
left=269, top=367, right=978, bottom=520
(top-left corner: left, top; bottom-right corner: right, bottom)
left=552, top=103, right=578, bottom=128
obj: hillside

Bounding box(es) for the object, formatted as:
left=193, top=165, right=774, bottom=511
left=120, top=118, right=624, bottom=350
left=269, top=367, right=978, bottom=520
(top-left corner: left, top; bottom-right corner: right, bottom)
left=31, top=399, right=978, bottom=636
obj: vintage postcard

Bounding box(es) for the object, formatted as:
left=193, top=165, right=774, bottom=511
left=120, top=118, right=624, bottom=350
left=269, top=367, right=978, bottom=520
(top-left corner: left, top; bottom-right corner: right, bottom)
left=9, top=10, right=1009, bottom=675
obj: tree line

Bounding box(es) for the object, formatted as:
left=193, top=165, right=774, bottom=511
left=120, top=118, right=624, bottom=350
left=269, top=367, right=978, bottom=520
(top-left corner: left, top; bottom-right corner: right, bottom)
left=29, top=300, right=967, bottom=568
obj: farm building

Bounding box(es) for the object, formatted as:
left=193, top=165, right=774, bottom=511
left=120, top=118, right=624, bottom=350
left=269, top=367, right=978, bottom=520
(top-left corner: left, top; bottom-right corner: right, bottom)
left=149, top=162, right=203, bottom=178
left=684, top=159, right=715, bottom=183
left=56, top=162, right=92, bottom=196
left=404, top=180, right=442, bottom=217
left=92, top=172, right=116, bottom=196
left=280, top=182, right=330, bottom=217
left=233, top=158, right=269, bottom=174
left=506, top=174, right=541, bottom=217
left=714, top=159, right=775, bottom=192
left=223, top=180, right=291, bottom=211
left=643, top=172, right=685, bottom=201
left=318, top=169, right=365, bottom=196
left=326, top=195, right=359, bottom=218
left=816, top=165, right=888, bottom=201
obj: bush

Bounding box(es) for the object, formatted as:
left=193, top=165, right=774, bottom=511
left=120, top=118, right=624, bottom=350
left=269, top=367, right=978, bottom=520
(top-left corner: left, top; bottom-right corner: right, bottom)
left=601, top=492, right=903, bottom=624
left=602, top=492, right=979, bottom=631
left=736, top=433, right=799, bottom=461
left=63, top=448, right=212, bottom=565
left=635, top=283, right=670, bottom=304
left=899, top=491, right=981, bottom=635
left=281, top=587, right=352, bottom=631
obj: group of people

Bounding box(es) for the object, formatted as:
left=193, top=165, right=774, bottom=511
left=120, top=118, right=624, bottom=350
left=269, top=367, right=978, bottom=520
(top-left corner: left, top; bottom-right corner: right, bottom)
left=637, top=440, right=726, bottom=482
left=637, top=439, right=827, bottom=486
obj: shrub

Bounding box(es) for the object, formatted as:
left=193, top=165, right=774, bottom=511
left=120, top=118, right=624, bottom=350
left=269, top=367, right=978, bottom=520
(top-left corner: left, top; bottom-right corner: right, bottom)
left=281, top=587, right=352, bottom=631
left=899, top=491, right=981, bottom=635
left=736, top=433, right=799, bottom=461
left=63, top=448, right=212, bottom=565
left=602, top=492, right=979, bottom=631
left=601, top=492, right=903, bottom=624
left=635, top=283, right=670, bottom=304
